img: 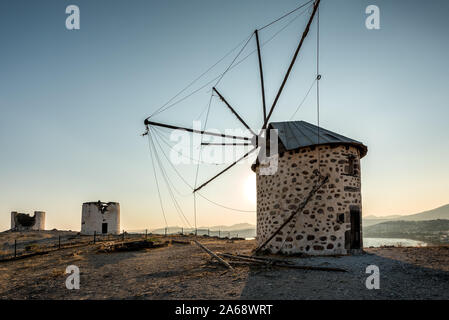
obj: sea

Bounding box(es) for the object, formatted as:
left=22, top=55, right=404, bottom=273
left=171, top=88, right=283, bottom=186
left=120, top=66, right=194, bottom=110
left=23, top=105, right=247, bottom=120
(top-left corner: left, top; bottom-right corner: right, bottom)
left=363, top=237, right=428, bottom=247
left=244, top=237, right=428, bottom=247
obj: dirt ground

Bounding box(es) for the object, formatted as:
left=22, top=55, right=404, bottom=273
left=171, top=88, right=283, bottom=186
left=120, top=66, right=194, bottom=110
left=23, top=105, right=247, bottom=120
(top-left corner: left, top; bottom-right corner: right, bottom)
left=0, top=232, right=448, bottom=300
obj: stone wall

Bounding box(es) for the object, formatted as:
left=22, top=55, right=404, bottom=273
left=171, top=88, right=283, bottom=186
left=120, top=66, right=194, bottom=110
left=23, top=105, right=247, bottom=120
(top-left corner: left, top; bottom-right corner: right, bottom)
left=255, top=144, right=362, bottom=255
left=81, top=202, right=120, bottom=235
left=11, top=211, right=46, bottom=231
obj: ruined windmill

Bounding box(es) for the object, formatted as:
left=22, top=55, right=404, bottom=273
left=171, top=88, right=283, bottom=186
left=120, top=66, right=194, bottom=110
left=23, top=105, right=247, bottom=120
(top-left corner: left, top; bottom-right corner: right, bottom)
left=143, top=0, right=368, bottom=255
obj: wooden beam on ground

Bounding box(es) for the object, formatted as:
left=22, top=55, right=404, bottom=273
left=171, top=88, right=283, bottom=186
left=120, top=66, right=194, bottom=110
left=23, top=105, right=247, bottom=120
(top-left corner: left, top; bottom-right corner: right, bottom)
left=218, top=253, right=270, bottom=265
left=193, top=240, right=234, bottom=271
left=233, top=253, right=293, bottom=264
left=275, top=263, right=347, bottom=272
left=219, top=252, right=347, bottom=272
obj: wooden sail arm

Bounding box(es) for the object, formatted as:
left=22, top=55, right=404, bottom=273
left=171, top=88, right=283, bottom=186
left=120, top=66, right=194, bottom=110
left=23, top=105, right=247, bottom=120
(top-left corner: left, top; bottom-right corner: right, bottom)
left=262, top=0, right=321, bottom=130
left=255, top=174, right=329, bottom=254
left=212, top=87, right=256, bottom=136
left=193, top=147, right=258, bottom=193
left=255, top=29, right=267, bottom=124
left=144, top=119, right=251, bottom=141
left=201, top=142, right=252, bottom=146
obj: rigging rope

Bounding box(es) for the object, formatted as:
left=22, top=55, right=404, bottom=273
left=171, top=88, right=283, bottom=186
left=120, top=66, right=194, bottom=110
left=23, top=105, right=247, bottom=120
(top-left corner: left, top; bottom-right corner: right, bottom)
left=214, top=32, right=254, bottom=88
left=151, top=130, right=192, bottom=197
left=152, top=126, right=224, bottom=165
left=144, top=0, right=316, bottom=226
left=152, top=32, right=254, bottom=119
left=147, top=132, right=168, bottom=228
left=147, top=4, right=311, bottom=120
left=196, top=98, right=213, bottom=121
left=193, top=92, right=214, bottom=231
left=152, top=143, right=192, bottom=227
left=290, top=77, right=316, bottom=120
left=152, top=126, right=256, bottom=213
left=197, top=193, right=256, bottom=213
left=191, top=28, right=257, bottom=224
left=149, top=128, right=193, bottom=228
left=148, top=137, right=185, bottom=227
left=147, top=34, right=253, bottom=119
left=258, top=0, right=314, bottom=31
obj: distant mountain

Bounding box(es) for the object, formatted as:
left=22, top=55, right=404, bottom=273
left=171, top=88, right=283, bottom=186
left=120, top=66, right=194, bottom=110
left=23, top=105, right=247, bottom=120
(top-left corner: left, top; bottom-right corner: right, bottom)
left=365, top=219, right=449, bottom=234
left=363, top=215, right=403, bottom=227
left=147, top=204, right=449, bottom=236
left=363, top=219, right=449, bottom=244
left=393, top=204, right=449, bottom=221
left=208, top=223, right=255, bottom=231
left=364, top=204, right=449, bottom=227
left=364, top=214, right=403, bottom=220
left=149, top=223, right=256, bottom=238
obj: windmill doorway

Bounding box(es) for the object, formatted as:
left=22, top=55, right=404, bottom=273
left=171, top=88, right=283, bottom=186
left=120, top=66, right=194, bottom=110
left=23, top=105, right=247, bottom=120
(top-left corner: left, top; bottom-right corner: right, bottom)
left=102, top=223, right=108, bottom=234
left=350, top=207, right=361, bottom=249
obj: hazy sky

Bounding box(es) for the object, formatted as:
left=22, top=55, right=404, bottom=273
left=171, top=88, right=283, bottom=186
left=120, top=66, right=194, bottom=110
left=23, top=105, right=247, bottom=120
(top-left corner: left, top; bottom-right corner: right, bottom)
left=1, top=0, right=449, bottom=231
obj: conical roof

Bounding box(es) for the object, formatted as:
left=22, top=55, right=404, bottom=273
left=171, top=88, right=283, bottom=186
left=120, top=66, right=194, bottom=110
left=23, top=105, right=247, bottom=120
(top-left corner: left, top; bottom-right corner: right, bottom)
left=268, top=120, right=367, bottom=158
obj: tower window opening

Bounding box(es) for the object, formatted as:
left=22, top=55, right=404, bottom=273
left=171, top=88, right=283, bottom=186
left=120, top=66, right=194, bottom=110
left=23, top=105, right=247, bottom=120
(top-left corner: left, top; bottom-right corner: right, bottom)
left=346, top=155, right=357, bottom=176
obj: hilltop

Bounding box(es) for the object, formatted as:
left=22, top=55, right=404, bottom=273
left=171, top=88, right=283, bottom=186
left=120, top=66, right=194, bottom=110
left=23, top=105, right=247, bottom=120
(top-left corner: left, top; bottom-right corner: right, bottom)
left=1, top=232, right=449, bottom=299
left=364, top=219, right=449, bottom=244
left=364, top=204, right=449, bottom=227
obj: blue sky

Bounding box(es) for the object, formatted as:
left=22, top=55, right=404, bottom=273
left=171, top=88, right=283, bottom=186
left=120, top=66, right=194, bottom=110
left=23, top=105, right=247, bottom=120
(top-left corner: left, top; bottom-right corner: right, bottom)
left=1, top=0, right=448, bottom=231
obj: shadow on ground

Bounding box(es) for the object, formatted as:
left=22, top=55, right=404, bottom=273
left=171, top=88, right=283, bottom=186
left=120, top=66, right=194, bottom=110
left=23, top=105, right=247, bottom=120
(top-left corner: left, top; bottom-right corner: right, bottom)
left=239, top=250, right=449, bottom=299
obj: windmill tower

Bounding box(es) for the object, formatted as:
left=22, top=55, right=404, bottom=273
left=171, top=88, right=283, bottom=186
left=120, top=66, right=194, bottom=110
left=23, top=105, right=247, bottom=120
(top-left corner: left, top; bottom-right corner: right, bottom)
left=253, top=121, right=367, bottom=255
left=143, top=0, right=368, bottom=255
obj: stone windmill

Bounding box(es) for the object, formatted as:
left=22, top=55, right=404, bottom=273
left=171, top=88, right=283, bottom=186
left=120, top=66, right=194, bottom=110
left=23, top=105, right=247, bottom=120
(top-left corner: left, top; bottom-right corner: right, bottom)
left=142, top=0, right=368, bottom=255
left=253, top=121, right=367, bottom=255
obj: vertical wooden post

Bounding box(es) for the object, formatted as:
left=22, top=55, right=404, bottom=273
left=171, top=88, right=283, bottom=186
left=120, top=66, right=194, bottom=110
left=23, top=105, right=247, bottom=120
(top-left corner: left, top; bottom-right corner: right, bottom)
left=14, top=240, right=17, bottom=258
left=255, top=29, right=267, bottom=123
left=262, top=0, right=321, bottom=130
left=145, top=229, right=148, bottom=239
left=123, top=230, right=125, bottom=241
left=165, top=227, right=167, bottom=236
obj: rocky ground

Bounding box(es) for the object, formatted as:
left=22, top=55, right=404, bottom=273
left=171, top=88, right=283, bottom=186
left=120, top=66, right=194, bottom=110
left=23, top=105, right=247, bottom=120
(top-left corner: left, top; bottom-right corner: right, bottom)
left=0, top=231, right=448, bottom=299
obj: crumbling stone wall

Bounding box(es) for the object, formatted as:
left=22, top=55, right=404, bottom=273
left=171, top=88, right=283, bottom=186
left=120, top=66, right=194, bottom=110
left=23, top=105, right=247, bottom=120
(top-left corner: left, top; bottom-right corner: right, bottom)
left=81, top=201, right=120, bottom=235
left=11, top=211, right=46, bottom=231
left=255, top=144, right=362, bottom=255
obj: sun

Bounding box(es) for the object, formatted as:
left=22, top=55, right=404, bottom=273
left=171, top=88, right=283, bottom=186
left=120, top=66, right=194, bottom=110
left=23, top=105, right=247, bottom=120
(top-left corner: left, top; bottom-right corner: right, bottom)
left=244, top=174, right=257, bottom=205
